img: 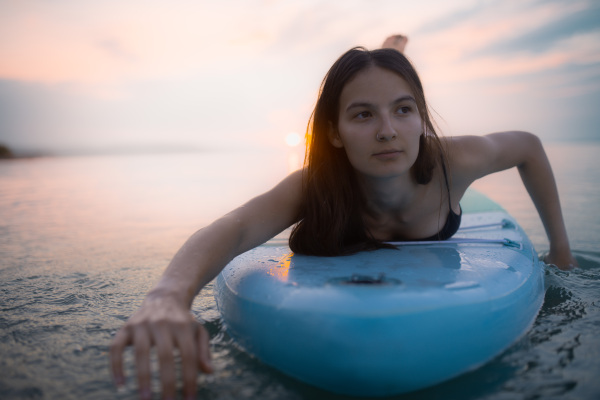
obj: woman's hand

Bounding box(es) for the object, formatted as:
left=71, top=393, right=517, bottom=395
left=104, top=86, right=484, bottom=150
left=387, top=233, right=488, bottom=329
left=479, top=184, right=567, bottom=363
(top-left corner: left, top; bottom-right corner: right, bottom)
left=544, top=248, right=579, bottom=271
left=108, top=170, right=302, bottom=398
left=110, top=292, right=213, bottom=400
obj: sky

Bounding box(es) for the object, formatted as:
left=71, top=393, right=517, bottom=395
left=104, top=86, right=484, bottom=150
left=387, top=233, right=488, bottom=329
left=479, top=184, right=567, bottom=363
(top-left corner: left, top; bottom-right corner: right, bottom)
left=0, top=0, right=599, bottom=155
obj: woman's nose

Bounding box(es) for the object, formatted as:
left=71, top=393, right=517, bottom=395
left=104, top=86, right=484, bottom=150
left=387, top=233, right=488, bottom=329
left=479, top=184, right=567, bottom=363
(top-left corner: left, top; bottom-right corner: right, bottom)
left=376, top=117, right=398, bottom=142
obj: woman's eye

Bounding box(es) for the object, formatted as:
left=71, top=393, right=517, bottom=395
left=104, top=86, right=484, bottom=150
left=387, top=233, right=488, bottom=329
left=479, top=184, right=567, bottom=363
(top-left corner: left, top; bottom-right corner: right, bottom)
left=396, top=106, right=411, bottom=114
left=355, top=111, right=372, bottom=120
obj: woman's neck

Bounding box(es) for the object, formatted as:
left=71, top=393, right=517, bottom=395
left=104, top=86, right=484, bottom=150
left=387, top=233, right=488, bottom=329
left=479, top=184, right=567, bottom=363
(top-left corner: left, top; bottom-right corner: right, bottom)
left=357, top=172, right=420, bottom=218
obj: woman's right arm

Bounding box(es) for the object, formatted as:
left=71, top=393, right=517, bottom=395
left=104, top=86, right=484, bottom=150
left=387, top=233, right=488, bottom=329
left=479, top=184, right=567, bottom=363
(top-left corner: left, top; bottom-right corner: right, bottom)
left=109, top=169, right=303, bottom=400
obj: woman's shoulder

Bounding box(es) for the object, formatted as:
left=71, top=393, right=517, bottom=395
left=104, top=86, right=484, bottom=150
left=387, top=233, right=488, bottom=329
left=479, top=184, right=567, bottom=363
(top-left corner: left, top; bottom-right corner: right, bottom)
left=442, top=132, right=538, bottom=158
left=441, top=135, right=498, bottom=165
left=262, top=169, right=305, bottom=211
left=270, top=169, right=304, bottom=197
left=284, top=168, right=305, bottom=187
left=439, top=135, right=498, bottom=188
left=441, top=135, right=486, bottom=153
left=441, top=132, right=539, bottom=185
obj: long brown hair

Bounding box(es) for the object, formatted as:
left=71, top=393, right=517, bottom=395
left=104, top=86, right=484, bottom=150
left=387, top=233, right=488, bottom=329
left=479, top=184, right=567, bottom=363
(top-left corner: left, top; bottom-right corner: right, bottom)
left=289, top=47, right=444, bottom=256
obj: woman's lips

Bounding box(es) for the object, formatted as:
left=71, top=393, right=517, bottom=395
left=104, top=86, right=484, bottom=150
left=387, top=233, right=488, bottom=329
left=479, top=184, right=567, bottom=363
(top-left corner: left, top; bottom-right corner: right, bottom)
left=373, top=149, right=402, bottom=159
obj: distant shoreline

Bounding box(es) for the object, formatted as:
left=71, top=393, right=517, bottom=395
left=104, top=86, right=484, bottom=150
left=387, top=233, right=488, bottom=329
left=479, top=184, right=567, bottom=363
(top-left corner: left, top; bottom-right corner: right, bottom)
left=0, top=143, right=215, bottom=159
left=1, top=140, right=598, bottom=161
left=0, top=144, right=14, bottom=159
left=0, top=144, right=51, bottom=159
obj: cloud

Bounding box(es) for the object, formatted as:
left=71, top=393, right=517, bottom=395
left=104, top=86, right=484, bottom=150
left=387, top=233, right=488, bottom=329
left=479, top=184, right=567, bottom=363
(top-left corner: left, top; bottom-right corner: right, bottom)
left=471, top=0, right=600, bottom=56
left=410, top=0, right=600, bottom=93
left=95, top=39, right=137, bottom=62
left=415, top=0, right=496, bottom=35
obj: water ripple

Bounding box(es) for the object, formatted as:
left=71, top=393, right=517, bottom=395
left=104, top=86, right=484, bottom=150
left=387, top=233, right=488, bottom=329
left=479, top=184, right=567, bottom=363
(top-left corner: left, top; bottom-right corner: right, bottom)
left=1, top=153, right=599, bottom=400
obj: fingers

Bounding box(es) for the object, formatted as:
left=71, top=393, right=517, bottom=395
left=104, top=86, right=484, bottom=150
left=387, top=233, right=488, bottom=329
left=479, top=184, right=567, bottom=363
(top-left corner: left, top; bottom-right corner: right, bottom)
left=109, top=328, right=130, bottom=387
left=197, top=324, right=214, bottom=374
left=154, top=325, right=179, bottom=400
left=133, top=328, right=153, bottom=400
left=110, top=317, right=212, bottom=399
left=174, top=323, right=199, bottom=399
left=558, top=263, right=576, bottom=271
left=543, top=250, right=579, bottom=271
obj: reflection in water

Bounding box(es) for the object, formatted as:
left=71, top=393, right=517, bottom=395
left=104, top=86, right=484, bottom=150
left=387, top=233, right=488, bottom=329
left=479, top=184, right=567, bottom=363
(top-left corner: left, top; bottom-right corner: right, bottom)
left=0, top=151, right=292, bottom=273
left=285, top=131, right=305, bottom=174
left=287, top=147, right=304, bottom=174
left=266, top=253, right=293, bottom=282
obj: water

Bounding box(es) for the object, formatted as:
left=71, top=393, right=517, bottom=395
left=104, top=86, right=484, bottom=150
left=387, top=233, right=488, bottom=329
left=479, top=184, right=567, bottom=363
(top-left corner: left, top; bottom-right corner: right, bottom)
left=1, top=143, right=599, bottom=399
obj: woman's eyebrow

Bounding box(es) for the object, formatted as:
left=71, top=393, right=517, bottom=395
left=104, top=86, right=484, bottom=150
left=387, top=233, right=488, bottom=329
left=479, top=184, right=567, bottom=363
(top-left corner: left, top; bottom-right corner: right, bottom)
left=345, top=102, right=373, bottom=112
left=345, top=95, right=416, bottom=112
left=390, top=95, right=416, bottom=106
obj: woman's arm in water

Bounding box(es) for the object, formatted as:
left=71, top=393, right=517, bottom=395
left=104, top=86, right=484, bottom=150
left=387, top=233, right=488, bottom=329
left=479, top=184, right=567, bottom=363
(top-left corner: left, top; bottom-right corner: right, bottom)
left=109, top=170, right=303, bottom=400
left=446, top=131, right=577, bottom=270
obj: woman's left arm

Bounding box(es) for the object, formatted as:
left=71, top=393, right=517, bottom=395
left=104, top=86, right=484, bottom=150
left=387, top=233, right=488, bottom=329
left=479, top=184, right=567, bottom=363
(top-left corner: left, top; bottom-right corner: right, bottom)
left=448, top=131, right=577, bottom=270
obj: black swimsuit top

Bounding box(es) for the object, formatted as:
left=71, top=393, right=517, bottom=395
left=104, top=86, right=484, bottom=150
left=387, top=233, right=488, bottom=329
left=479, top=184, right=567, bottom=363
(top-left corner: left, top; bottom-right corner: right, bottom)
left=415, top=161, right=461, bottom=241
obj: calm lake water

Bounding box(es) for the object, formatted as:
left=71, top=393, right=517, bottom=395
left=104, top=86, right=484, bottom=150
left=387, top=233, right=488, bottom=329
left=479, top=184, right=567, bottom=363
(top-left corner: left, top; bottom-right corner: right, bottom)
left=1, top=142, right=599, bottom=399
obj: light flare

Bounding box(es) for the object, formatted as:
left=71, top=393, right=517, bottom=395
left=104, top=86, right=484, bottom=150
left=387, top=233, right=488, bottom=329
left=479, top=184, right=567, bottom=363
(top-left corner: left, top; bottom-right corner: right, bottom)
left=285, top=132, right=302, bottom=147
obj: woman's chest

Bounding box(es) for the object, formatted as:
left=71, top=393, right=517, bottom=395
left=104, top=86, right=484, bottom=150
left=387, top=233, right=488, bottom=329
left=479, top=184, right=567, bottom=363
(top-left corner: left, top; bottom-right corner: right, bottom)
left=363, top=185, right=451, bottom=241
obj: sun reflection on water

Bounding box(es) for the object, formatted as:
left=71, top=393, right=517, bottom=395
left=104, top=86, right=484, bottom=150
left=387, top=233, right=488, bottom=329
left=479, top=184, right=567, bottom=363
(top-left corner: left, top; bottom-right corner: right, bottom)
left=266, top=252, right=293, bottom=282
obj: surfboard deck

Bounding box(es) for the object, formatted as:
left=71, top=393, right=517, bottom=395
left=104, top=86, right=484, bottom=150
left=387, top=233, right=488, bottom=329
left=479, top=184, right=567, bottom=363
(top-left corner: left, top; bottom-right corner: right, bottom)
left=215, top=190, right=545, bottom=396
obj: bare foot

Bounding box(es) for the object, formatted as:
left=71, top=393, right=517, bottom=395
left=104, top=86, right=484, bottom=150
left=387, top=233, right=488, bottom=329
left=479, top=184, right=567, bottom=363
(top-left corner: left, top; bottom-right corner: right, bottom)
left=381, top=35, right=408, bottom=53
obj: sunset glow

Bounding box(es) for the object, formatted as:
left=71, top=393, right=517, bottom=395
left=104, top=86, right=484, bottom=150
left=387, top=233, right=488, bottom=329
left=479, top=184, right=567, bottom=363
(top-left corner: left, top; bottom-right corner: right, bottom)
left=1, top=0, right=598, bottom=155
left=285, top=132, right=302, bottom=147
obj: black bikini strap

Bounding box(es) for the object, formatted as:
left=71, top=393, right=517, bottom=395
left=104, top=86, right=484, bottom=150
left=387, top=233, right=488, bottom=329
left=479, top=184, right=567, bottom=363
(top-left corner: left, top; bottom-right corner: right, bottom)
left=440, top=158, right=452, bottom=210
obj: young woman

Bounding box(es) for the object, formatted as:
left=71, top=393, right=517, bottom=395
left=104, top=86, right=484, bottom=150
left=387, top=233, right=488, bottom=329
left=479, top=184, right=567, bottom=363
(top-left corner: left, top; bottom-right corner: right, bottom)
left=110, top=37, right=577, bottom=400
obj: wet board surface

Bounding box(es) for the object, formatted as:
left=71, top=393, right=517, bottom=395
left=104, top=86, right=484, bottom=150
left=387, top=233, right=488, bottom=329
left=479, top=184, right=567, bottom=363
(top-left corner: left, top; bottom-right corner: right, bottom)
left=215, top=189, right=545, bottom=396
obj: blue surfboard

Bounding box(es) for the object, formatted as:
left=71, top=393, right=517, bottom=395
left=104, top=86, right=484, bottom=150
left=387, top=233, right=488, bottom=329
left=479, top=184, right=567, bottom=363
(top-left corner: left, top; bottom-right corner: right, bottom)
left=215, top=190, right=545, bottom=396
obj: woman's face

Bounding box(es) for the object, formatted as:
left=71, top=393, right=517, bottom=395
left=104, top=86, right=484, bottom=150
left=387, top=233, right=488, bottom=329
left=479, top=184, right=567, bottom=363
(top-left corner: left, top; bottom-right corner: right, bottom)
left=331, top=66, right=423, bottom=180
